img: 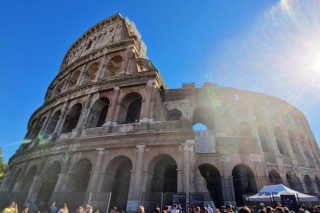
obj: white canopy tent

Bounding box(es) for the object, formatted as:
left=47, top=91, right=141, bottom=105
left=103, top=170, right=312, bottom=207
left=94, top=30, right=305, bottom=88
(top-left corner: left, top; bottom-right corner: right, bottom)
left=246, top=184, right=318, bottom=202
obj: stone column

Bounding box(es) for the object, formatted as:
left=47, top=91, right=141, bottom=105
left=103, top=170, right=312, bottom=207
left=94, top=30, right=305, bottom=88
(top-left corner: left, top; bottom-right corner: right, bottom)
left=25, top=175, right=42, bottom=203
left=38, top=109, right=53, bottom=139
left=61, top=74, right=72, bottom=92
left=181, top=142, right=191, bottom=195
left=53, top=173, right=68, bottom=192
left=140, top=81, right=154, bottom=123
left=55, top=101, right=70, bottom=134
left=88, top=148, right=106, bottom=192
left=73, top=94, right=93, bottom=137
left=177, top=169, right=183, bottom=192
left=104, top=87, right=121, bottom=125
left=76, top=64, right=88, bottom=87
left=95, top=55, right=107, bottom=81
left=133, top=145, right=146, bottom=199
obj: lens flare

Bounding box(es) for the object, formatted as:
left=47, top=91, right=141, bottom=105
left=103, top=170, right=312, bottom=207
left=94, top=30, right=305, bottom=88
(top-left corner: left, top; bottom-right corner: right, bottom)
left=211, top=0, right=320, bottom=104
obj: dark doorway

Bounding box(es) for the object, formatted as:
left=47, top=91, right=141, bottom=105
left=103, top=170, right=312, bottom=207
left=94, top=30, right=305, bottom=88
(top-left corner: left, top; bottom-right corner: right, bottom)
left=232, top=164, right=256, bottom=206
left=198, top=164, right=223, bottom=207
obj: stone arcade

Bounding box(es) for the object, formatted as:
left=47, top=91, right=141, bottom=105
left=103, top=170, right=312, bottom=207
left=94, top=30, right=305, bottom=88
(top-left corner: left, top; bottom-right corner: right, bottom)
left=1, top=13, right=320, bottom=212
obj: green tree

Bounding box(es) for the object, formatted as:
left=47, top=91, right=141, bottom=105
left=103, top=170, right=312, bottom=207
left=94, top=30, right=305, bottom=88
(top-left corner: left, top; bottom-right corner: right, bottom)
left=0, top=147, right=7, bottom=185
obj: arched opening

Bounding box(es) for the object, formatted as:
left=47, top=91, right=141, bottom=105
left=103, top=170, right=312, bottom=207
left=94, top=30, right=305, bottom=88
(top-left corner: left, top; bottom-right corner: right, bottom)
left=168, top=109, right=182, bottom=121
left=68, top=71, right=80, bottom=88
left=21, top=165, right=37, bottom=200
left=44, top=110, right=61, bottom=138
left=288, top=130, right=299, bottom=154
left=8, top=168, right=22, bottom=192
left=257, top=125, right=269, bottom=152
left=31, top=117, right=46, bottom=140
left=69, top=158, right=92, bottom=192
left=238, top=122, right=252, bottom=137
left=268, top=171, right=282, bottom=184
left=102, top=156, right=132, bottom=213
left=36, top=161, right=61, bottom=206
left=82, top=62, right=99, bottom=85
left=55, top=80, right=66, bottom=96
left=193, top=107, right=215, bottom=130
left=105, top=55, right=123, bottom=77
left=86, top=40, right=93, bottom=50
left=198, top=164, right=223, bottom=207
left=232, top=164, right=256, bottom=206
left=274, top=127, right=288, bottom=154
left=86, top=97, right=110, bottom=128
left=160, top=86, right=165, bottom=101
left=118, top=93, right=142, bottom=124
left=61, top=103, right=82, bottom=133
left=150, top=155, right=177, bottom=193
left=304, top=175, right=313, bottom=194
left=286, top=172, right=302, bottom=192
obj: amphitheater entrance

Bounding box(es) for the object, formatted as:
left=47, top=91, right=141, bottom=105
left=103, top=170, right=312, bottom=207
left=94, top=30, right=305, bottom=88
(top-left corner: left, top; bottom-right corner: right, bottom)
left=20, top=166, right=37, bottom=205
left=53, top=158, right=92, bottom=211
left=232, top=164, right=256, bottom=206
left=198, top=164, right=223, bottom=208
left=103, top=156, right=132, bottom=213
left=286, top=172, right=303, bottom=192
left=144, top=154, right=177, bottom=212
left=150, top=155, right=177, bottom=193
left=36, top=161, right=61, bottom=208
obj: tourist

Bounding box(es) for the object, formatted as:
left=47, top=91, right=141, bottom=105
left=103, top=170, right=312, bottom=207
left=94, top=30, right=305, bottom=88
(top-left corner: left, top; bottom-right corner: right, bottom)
left=3, top=202, right=18, bottom=213
left=274, top=207, right=283, bottom=213
left=57, top=203, right=68, bottom=213
left=214, top=209, right=220, bottom=213
left=301, top=205, right=310, bottom=213
left=221, top=206, right=227, bottom=213
left=171, top=205, right=179, bottom=213
left=85, top=205, right=92, bottom=213
left=207, top=206, right=213, bottom=213
left=136, top=206, right=145, bottom=213
left=48, top=202, right=57, bottom=213
left=110, top=207, right=117, bottom=213
left=92, top=209, right=99, bottom=213
left=164, top=207, right=170, bottom=213
left=194, top=207, right=200, bottom=213
left=238, top=207, right=251, bottom=213
left=21, top=207, right=29, bottom=213
left=226, top=205, right=233, bottom=213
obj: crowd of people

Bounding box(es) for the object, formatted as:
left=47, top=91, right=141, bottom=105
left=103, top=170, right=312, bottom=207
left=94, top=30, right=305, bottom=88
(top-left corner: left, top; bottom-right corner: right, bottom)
left=2, top=201, right=320, bottom=213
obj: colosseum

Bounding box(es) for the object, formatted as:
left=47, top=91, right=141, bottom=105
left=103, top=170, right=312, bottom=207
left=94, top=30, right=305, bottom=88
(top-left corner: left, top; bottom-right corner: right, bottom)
left=1, top=13, right=320, bottom=212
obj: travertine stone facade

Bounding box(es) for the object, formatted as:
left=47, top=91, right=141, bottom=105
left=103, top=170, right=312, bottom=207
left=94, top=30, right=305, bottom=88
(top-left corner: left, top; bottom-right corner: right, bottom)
left=1, top=13, right=320, bottom=212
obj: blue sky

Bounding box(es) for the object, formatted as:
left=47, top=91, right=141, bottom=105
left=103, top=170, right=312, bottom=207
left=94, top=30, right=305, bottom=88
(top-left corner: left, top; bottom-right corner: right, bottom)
left=1, top=0, right=319, bottom=163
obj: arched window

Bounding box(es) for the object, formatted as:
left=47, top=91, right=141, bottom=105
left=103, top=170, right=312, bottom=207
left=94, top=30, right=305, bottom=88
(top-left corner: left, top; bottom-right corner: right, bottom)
left=61, top=103, right=82, bottom=133
left=193, top=106, right=215, bottom=130
left=118, top=93, right=142, bottom=124
left=268, top=171, right=282, bottom=184
left=274, top=127, right=288, bottom=154
left=81, top=62, right=99, bottom=85
left=68, top=71, right=80, bottom=88
left=55, top=79, right=66, bottom=96
left=258, top=125, right=269, bottom=152
left=31, top=117, right=46, bottom=140
left=238, top=121, right=251, bottom=137
left=105, top=56, right=123, bottom=77
left=86, top=97, right=110, bottom=128
left=288, top=130, right=299, bottom=154
left=86, top=40, right=93, bottom=50
left=44, top=110, right=61, bottom=137
left=168, top=109, right=182, bottom=121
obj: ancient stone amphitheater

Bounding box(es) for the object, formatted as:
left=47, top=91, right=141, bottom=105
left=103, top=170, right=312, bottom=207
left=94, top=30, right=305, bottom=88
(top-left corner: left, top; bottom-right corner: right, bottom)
left=1, top=13, right=319, bottom=212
